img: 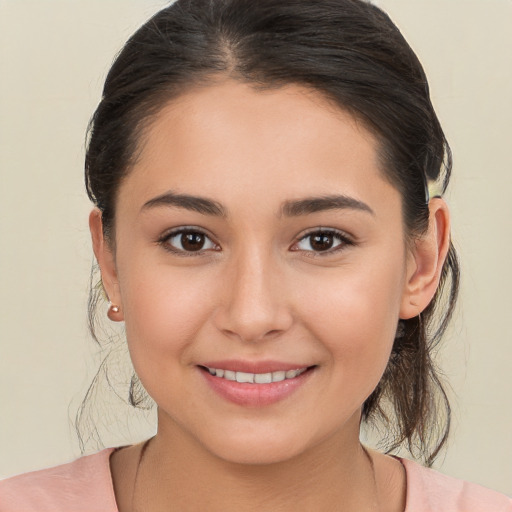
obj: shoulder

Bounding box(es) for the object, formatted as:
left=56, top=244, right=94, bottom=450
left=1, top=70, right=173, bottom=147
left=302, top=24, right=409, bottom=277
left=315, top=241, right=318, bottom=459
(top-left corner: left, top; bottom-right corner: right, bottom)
left=0, top=448, right=118, bottom=512
left=401, top=458, right=512, bottom=512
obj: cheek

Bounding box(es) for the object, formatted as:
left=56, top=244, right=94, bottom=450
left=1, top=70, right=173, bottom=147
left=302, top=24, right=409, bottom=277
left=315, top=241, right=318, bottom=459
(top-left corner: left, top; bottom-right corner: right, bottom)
left=298, top=255, right=405, bottom=388
left=118, top=261, right=215, bottom=372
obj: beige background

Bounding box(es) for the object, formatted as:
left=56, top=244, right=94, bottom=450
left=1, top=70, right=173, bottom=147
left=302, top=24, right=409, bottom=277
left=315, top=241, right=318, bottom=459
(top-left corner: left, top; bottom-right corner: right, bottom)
left=0, top=0, right=511, bottom=496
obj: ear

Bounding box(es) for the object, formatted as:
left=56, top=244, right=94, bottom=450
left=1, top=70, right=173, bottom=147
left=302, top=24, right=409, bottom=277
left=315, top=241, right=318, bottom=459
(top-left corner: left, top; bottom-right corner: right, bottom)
left=89, top=208, right=124, bottom=321
left=400, top=198, right=451, bottom=319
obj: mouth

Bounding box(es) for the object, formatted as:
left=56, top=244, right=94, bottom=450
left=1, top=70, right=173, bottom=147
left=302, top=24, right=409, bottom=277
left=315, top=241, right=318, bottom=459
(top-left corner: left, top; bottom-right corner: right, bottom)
left=199, top=365, right=311, bottom=384
left=198, top=363, right=317, bottom=406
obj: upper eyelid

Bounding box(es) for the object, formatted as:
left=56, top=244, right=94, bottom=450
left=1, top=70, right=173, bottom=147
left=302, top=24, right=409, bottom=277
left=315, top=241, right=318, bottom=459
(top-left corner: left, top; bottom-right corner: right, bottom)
left=157, top=226, right=216, bottom=246
left=159, top=226, right=214, bottom=240
left=297, top=227, right=352, bottom=240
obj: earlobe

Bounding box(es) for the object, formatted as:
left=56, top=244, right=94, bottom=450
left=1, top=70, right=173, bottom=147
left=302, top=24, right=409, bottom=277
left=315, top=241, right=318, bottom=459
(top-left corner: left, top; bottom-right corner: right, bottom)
left=400, top=198, right=451, bottom=319
left=89, top=209, right=124, bottom=321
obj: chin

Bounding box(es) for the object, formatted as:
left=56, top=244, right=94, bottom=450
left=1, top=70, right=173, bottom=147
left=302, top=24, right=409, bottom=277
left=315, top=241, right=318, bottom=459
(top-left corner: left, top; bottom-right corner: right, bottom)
left=193, top=418, right=331, bottom=467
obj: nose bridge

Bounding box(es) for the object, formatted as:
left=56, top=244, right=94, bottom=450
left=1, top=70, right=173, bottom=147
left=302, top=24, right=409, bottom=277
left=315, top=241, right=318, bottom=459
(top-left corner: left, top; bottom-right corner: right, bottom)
left=216, top=242, right=292, bottom=342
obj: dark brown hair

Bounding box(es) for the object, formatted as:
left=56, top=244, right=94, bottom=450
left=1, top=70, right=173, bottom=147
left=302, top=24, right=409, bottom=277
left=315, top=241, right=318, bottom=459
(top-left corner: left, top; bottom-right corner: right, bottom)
left=81, top=0, right=459, bottom=466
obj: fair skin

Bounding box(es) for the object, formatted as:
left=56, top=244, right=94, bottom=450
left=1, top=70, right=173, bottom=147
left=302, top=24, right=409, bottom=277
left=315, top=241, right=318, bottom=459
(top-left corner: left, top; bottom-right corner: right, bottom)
left=90, top=80, right=450, bottom=512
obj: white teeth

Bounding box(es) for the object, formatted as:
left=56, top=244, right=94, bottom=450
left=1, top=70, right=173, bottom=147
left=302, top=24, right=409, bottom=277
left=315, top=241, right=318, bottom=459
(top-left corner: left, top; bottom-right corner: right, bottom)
left=236, top=371, right=255, bottom=383
left=272, top=371, right=286, bottom=382
left=254, top=372, right=272, bottom=384
left=205, top=366, right=309, bottom=384
left=224, top=370, right=236, bottom=381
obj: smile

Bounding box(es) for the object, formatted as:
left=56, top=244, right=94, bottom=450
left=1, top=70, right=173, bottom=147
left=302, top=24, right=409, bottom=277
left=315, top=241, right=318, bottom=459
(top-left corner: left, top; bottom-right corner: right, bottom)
left=204, top=366, right=309, bottom=384
left=199, top=364, right=316, bottom=406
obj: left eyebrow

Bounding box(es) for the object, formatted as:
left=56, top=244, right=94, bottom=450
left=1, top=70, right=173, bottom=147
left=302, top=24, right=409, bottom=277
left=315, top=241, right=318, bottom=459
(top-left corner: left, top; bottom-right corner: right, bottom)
left=280, top=195, right=375, bottom=217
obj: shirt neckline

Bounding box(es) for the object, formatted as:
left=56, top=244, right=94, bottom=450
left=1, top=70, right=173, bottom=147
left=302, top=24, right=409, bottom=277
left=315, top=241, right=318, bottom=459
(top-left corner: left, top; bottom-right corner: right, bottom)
left=104, top=447, right=413, bottom=512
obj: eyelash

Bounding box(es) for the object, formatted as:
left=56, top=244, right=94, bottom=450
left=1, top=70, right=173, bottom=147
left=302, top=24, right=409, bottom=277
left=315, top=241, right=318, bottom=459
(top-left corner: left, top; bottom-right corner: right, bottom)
left=294, top=228, right=354, bottom=258
left=158, top=227, right=220, bottom=258
left=157, top=227, right=354, bottom=258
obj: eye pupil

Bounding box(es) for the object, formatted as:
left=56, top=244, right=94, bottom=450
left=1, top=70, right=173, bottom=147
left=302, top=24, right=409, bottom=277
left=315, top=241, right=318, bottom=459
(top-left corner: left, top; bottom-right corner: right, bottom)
left=182, top=232, right=205, bottom=251
left=311, top=233, right=333, bottom=251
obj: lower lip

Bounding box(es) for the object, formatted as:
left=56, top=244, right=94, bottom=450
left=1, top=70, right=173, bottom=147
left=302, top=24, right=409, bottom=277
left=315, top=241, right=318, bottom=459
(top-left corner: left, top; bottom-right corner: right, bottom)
left=199, top=367, right=315, bottom=407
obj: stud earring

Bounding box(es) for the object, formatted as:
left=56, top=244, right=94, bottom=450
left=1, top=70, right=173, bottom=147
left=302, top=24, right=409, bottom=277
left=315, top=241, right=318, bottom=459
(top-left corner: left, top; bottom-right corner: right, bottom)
left=109, top=303, right=120, bottom=314
left=107, top=302, right=122, bottom=322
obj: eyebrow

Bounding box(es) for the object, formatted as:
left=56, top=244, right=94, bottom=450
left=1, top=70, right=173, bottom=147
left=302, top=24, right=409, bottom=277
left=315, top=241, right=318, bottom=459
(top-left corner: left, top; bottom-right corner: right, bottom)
left=281, top=195, right=374, bottom=217
left=142, top=192, right=227, bottom=217
left=141, top=191, right=374, bottom=218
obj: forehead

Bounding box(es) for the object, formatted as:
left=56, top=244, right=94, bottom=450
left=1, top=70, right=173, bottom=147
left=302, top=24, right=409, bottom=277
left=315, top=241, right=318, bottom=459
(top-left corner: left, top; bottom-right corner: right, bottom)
left=119, top=80, right=396, bottom=218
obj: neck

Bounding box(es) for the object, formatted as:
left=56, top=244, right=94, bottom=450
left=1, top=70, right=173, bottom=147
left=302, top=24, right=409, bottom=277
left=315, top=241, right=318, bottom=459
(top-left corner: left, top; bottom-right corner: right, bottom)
left=133, top=411, right=380, bottom=512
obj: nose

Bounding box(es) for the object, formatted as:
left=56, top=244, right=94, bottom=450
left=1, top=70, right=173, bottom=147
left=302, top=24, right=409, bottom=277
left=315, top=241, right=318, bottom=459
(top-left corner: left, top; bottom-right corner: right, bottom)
left=213, top=249, right=293, bottom=343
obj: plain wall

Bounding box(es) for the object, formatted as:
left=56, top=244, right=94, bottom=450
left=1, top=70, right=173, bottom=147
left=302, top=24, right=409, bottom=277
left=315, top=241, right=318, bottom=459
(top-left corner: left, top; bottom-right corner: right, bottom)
left=0, top=0, right=511, bottom=495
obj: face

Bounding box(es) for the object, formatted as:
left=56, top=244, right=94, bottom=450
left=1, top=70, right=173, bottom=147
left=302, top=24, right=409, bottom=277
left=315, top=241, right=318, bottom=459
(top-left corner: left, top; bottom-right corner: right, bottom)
left=97, top=81, right=415, bottom=465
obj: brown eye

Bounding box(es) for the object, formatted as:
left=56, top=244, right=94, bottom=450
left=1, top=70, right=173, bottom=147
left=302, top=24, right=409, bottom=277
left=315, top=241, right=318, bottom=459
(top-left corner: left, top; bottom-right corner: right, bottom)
left=309, top=233, right=334, bottom=251
left=180, top=232, right=205, bottom=251
left=163, top=229, right=217, bottom=254
left=295, top=229, right=352, bottom=255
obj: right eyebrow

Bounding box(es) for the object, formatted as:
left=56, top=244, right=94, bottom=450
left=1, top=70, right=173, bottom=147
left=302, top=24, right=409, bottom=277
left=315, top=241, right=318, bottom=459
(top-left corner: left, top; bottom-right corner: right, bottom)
left=141, top=191, right=227, bottom=217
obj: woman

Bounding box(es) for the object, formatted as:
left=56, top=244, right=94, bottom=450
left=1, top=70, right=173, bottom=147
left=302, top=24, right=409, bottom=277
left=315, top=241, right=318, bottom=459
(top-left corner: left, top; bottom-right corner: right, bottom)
left=1, top=0, right=511, bottom=510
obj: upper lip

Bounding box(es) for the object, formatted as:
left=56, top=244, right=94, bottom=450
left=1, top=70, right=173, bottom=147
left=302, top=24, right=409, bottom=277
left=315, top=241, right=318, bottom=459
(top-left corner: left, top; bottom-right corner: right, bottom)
left=200, top=360, right=313, bottom=374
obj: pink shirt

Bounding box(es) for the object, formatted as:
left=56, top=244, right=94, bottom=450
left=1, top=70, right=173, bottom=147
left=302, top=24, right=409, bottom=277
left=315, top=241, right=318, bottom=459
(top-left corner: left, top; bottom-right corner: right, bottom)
left=1, top=448, right=511, bottom=511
